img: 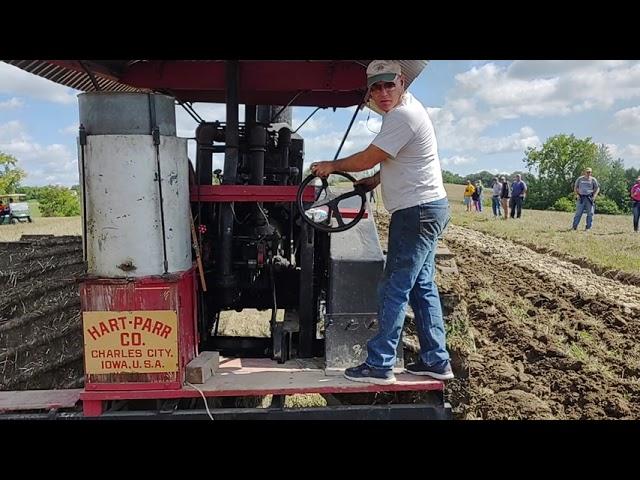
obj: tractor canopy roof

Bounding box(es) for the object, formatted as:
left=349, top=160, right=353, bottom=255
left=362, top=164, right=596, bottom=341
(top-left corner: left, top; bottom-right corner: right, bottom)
left=3, top=60, right=427, bottom=108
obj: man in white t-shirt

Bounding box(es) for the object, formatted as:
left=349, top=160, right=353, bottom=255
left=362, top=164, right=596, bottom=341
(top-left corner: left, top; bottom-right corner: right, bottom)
left=310, top=60, right=453, bottom=385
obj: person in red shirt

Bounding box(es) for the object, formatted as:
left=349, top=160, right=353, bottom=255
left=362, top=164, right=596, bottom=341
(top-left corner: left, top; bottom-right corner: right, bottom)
left=631, top=176, right=640, bottom=232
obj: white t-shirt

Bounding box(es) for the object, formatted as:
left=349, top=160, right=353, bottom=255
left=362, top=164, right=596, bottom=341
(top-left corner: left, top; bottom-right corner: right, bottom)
left=371, top=92, right=447, bottom=214
left=574, top=175, right=599, bottom=196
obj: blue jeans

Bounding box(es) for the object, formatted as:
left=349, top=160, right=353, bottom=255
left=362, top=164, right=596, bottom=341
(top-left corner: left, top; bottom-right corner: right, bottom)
left=491, top=196, right=501, bottom=216
left=573, top=196, right=594, bottom=229
left=366, top=198, right=451, bottom=370
left=633, top=201, right=640, bottom=232
left=510, top=197, right=523, bottom=218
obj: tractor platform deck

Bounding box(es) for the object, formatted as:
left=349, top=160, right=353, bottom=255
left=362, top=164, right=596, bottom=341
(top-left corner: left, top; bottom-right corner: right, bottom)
left=83, top=356, right=444, bottom=399
left=0, top=357, right=451, bottom=419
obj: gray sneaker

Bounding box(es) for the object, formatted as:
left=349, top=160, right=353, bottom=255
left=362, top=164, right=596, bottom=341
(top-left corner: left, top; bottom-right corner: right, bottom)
left=405, top=360, right=454, bottom=380
left=344, top=363, right=396, bottom=385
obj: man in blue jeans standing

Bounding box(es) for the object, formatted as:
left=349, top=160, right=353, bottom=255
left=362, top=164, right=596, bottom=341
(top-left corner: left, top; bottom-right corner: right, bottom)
left=310, top=60, right=453, bottom=384
left=572, top=167, right=600, bottom=230
left=509, top=174, right=527, bottom=218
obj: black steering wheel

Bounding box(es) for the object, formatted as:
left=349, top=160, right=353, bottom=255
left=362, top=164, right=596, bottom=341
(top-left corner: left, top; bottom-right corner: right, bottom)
left=296, top=172, right=368, bottom=233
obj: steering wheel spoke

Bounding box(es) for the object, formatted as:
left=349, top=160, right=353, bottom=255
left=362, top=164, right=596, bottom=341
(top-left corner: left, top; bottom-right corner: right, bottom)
left=296, top=172, right=367, bottom=233
left=332, top=207, right=345, bottom=227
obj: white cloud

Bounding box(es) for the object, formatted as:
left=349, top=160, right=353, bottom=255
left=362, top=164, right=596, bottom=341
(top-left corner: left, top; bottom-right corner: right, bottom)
left=604, top=143, right=620, bottom=159
left=175, top=103, right=231, bottom=139
left=476, top=127, right=541, bottom=154
left=292, top=107, right=341, bottom=134
left=619, top=144, right=640, bottom=167
left=601, top=142, right=640, bottom=167
left=611, top=106, right=640, bottom=131
left=424, top=60, right=640, bottom=174
left=0, top=97, right=23, bottom=109
left=429, top=101, right=540, bottom=155
left=0, top=63, right=78, bottom=104
left=441, top=155, right=476, bottom=166
left=457, top=64, right=559, bottom=109
left=507, top=60, right=629, bottom=79
left=294, top=107, right=382, bottom=167
left=447, top=61, right=640, bottom=125
left=0, top=120, right=78, bottom=186
left=292, top=116, right=323, bottom=133
left=626, top=144, right=640, bottom=156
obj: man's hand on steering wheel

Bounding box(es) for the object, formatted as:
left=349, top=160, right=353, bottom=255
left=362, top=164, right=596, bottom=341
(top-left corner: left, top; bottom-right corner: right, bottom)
left=354, top=175, right=379, bottom=192
left=310, top=161, right=335, bottom=178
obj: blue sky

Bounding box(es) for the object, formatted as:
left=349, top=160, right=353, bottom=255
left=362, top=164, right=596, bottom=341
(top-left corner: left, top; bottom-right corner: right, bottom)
left=1, top=60, right=639, bottom=186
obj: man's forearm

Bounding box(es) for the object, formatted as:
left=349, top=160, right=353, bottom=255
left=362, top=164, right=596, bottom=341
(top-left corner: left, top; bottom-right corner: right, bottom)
left=311, top=144, right=386, bottom=178
left=332, top=151, right=376, bottom=173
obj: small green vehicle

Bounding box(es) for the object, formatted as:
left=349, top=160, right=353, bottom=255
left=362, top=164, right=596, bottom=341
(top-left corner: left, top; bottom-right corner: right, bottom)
left=0, top=194, right=33, bottom=224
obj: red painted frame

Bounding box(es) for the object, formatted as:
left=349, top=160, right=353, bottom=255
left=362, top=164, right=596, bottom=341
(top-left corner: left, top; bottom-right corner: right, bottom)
left=189, top=185, right=367, bottom=218
left=79, top=268, right=197, bottom=392
left=190, top=185, right=315, bottom=203
left=80, top=379, right=443, bottom=417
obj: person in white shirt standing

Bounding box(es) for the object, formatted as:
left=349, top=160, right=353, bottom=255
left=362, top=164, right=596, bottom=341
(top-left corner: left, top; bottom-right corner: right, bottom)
left=572, top=167, right=600, bottom=231
left=310, top=60, right=453, bottom=384
left=491, top=177, right=502, bottom=218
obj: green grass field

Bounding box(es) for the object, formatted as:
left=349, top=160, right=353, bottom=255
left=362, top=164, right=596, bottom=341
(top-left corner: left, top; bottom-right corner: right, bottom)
left=0, top=216, right=81, bottom=242
left=444, top=183, right=640, bottom=274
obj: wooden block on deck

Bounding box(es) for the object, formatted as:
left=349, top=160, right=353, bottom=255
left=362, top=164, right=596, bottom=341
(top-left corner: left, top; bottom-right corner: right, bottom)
left=186, top=351, right=219, bottom=384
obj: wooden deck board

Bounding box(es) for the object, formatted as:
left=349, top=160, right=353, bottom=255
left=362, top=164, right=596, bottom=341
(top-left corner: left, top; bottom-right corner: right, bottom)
left=0, top=389, right=82, bottom=412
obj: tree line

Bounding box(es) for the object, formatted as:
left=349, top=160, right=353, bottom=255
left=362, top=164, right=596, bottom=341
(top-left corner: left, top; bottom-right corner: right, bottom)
left=443, top=134, right=639, bottom=215
left=3, top=133, right=639, bottom=217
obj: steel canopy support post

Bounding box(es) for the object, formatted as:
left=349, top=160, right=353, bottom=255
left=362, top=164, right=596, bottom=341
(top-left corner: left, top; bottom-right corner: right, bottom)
left=298, top=223, right=315, bottom=357
left=217, top=61, right=240, bottom=304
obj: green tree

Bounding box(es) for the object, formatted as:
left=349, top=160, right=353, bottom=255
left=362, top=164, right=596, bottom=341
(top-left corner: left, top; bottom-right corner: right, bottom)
left=442, top=170, right=465, bottom=184
left=551, top=195, right=575, bottom=212
left=591, top=143, right=613, bottom=180
left=37, top=186, right=81, bottom=217
left=520, top=174, right=552, bottom=210
left=0, top=152, right=27, bottom=194
left=600, top=157, right=630, bottom=213
left=523, top=134, right=599, bottom=209
left=626, top=167, right=639, bottom=185
left=16, top=185, right=40, bottom=200
left=594, top=195, right=622, bottom=215
left=464, top=170, right=497, bottom=188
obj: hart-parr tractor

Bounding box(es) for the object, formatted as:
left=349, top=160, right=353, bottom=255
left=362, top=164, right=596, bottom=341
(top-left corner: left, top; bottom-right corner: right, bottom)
left=0, top=60, right=451, bottom=420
